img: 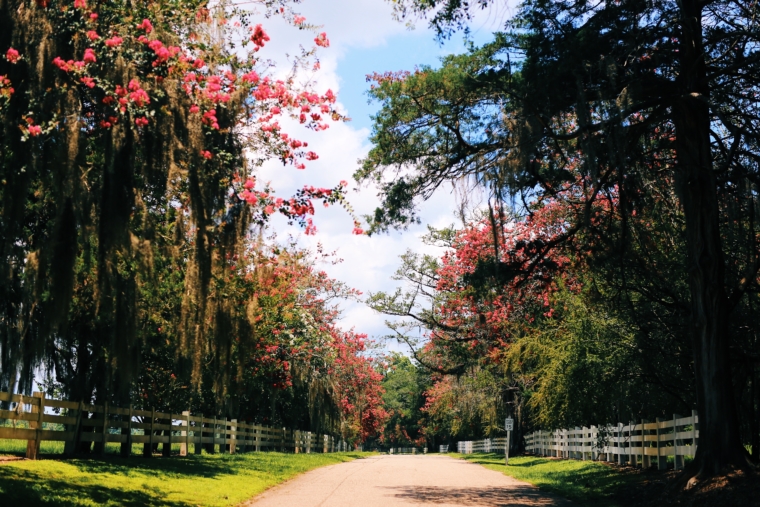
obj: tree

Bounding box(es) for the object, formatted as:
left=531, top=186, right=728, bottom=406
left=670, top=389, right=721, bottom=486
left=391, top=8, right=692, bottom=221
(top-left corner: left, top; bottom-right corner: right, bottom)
left=0, top=0, right=358, bottom=407
left=359, top=0, right=760, bottom=477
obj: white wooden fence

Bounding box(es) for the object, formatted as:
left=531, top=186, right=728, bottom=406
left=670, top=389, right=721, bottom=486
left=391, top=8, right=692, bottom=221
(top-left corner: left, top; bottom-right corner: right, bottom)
left=0, top=390, right=348, bottom=459
left=456, top=437, right=508, bottom=454
left=457, top=411, right=699, bottom=471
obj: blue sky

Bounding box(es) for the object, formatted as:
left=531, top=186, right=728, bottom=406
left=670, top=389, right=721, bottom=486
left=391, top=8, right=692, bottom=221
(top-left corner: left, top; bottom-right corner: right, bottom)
left=255, top=0, right=511, bottom=350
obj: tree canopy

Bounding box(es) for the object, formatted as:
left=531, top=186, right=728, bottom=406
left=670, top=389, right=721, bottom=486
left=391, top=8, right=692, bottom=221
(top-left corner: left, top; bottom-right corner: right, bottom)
left=360, top=0, right=760, bottom=479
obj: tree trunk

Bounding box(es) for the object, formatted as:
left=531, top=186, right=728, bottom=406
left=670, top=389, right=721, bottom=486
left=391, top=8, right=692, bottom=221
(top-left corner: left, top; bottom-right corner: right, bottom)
left=672, top=0, right=749, bottom=481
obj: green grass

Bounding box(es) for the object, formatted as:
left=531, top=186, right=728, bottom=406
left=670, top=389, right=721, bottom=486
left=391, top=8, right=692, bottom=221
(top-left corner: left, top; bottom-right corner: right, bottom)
left=453, top=453, right=639, bottom=507
left=0, top=451, right=374, bottom=506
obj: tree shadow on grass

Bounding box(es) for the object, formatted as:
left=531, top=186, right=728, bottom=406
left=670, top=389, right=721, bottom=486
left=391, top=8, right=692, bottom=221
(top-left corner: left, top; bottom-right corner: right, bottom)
left=0, top=467, right=187, bottom=507
left=67, top=454, right=242, bottom=479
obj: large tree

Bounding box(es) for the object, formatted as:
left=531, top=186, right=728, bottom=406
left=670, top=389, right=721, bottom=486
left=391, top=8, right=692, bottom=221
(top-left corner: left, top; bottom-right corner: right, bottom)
left=0, top=0, right=354, bottom=406
left=359, top=0, right=760, bottom=478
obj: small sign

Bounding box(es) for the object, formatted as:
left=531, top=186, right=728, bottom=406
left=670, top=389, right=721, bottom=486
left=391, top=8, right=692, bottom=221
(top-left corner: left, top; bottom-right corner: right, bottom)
left=505, top=417, right=514, bottom=431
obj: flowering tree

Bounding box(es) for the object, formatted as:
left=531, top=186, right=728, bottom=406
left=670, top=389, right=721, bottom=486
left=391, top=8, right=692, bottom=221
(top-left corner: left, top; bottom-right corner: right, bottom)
left=0, top=0, right=361, bottom=410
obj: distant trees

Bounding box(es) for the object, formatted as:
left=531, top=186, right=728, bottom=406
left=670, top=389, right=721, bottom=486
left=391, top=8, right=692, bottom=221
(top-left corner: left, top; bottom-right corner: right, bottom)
left=361, top=0, right=760, bottom=477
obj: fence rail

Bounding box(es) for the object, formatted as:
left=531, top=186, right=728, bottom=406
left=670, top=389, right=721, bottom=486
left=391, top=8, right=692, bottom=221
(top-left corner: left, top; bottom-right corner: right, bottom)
left=0, top=391, right=347, bottom=460
left=456, top=410, right=699, bottom=471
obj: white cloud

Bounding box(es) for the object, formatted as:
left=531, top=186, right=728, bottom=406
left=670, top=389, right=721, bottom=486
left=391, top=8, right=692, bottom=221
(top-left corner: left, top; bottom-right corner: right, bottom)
left=247, top=0, right=513, bottom=347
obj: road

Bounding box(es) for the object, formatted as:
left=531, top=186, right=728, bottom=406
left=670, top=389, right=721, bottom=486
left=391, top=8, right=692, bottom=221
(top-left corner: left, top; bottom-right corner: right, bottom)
left=245, top=454, right=573, bottom=507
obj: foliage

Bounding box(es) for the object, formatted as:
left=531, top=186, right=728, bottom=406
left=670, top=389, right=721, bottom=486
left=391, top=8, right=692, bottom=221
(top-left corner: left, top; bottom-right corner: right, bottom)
left=377, top=353, right=429, bottom=447
left=361, top=0, right=760, bottom=475
left=0, top=0, right=381, bottom=446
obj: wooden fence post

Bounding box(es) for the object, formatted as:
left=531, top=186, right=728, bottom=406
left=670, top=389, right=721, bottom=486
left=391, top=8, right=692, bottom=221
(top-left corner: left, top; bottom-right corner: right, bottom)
left=673, top=413, right=684, bottom=470
left=195, top=414, right=203, bottom=455
left=25, top=392, right=43, bottom=460
left=691, top=409, right=698, bottom=458
left=144, top=408, right=155, bottom=458
left=121, top=405, right=133, bottom=457
left=180, top=411, right=189, bottom=456
left=229, top=419, right=236, bottom=454
left=656, top=417, right=667, bottom=470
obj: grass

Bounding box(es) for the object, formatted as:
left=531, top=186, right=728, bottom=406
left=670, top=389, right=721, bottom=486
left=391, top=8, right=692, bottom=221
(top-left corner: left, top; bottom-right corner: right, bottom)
left=0, top=449, right=374, bottom=507
left=453, top=453, right=640, bottom=507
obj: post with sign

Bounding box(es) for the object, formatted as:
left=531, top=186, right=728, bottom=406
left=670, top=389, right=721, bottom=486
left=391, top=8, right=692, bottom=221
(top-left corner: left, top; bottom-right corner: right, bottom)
left=505, top=417, right=514, bottom=465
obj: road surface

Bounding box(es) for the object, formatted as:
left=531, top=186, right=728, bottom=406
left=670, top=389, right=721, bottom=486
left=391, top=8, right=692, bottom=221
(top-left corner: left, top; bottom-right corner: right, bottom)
left=245, top=454, right=573, bottom=506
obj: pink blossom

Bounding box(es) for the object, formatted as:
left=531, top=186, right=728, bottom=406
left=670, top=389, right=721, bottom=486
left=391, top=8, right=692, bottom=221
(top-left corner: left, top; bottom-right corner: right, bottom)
left=86, top=30, right=99, bottom=40
left=305, top=151, right=319, bottom=161
left=89, top=13, right=97, bottom=20
left=80, top=76, right=95, bottom=88
left=200, top=150, right=213, bottom=160
left=5, top=48, right=19, bottom=64
left=135, top=117, right=149, bottom=127
left=52, top=57, right=73, bottom=72
left=243, top=179, right=255, bottom=190
left=83, top=48, right=97, bottom=64
left=74, top=0, right=86, bottom=8
left=137, top=19, right=153, bottom=33
left=294, top=15, right=306, bottom=25
left=314, top=32, right=330, bottom=48
left=250, top=24, right=270, bottom=50
left=189, top=104, right=200, bottom=114
left=27, top=125, right=42, bottom=136
left=104, top=36, right=123, bottom=48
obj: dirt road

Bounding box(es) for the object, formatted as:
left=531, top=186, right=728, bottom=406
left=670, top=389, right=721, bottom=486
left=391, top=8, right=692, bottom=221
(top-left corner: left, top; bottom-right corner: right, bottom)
left=245, top=454, right=572, bottom=507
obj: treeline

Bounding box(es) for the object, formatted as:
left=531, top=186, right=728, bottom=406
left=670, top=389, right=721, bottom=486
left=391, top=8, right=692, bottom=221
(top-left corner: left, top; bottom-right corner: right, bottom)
left=0, top=0, right=383, bottom=446
left=360, top=0, right=760, bottom=478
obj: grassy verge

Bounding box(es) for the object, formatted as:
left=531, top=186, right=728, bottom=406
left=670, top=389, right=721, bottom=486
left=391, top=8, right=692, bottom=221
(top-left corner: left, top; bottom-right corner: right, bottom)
left=0, top=451, right=374, bottom=507
left=453, top=453, right=639, bottom=507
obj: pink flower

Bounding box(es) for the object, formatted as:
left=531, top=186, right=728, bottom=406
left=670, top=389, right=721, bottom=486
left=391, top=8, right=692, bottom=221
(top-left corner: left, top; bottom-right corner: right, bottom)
left=243, top=179, right=255, bottom=190
left=200, top=150, right=213, bottom=160
left=192, top=58, right=205, bottom=69
left=241, top=71, right=259, bottom=84
left=250, top=24, right=270, bottom=50
left=352, top=227, right=364, bottom=235
left=27, top=125, right=42, bottom=136
left=305, top=151, right=318, bottom=161
left=137, top=19, right=153, bottom=33
left=314, top=32, right=330, bottom=48
left=339, top=180, right=348, bottom=187
left=135, top=117, right=149, bottom=127
left=80, top=76, right=95, bottom=88
left=74, top=0, right=86, bottom=8
left=89, top=13, right=98, bottom=20
left=6, top=48, right=20, bottom=63
left=104, top=36, right=123, bottom=48
left=83, top=48, right=96, bottom=64
left=52, top=56, right=73, bottom=72
left=264, top=205, right=274, bottom=215
left=294, top=15, right=306, bottom=25
left=189, top=104, right=200, bottom=114
left=86, top=30, right=99, bottom=40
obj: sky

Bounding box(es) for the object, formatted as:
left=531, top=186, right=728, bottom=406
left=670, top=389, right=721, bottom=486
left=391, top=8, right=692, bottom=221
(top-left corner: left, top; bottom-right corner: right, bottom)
left=250, top=0, right=512, bottom=351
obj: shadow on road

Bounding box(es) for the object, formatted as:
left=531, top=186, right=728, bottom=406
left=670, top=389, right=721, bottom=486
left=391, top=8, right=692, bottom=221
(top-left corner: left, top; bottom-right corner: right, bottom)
left=383, top=485, right=571, bottom=506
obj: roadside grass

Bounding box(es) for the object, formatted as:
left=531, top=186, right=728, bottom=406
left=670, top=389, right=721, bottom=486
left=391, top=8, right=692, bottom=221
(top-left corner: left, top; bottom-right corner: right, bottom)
left=0, top=450, right=374, bottom=507
left=453, top=453, right=639, bottom=507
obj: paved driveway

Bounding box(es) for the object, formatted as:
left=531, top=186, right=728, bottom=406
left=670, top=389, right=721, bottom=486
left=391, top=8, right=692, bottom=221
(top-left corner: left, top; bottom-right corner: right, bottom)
left=245, top=454, right=573, bottom=506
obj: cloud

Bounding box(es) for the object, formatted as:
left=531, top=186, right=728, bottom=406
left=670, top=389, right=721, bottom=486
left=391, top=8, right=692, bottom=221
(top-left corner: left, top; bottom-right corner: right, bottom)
left=249, top=0, right=513, bottom=346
